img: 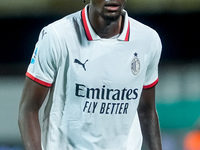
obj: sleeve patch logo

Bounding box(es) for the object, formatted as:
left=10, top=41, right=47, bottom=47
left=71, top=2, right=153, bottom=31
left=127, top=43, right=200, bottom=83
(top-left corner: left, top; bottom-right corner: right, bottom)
left=31, top=47, right=38, bottom=64
left=131, top=52, right=140, bottom=75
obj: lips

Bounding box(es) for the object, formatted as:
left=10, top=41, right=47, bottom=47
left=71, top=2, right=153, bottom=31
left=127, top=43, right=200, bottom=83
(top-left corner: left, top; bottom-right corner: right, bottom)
left=104, top=2, right=120, bottom=11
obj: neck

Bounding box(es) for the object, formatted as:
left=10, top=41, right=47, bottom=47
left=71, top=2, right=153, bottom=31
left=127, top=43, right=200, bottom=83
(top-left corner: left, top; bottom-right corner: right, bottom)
left=88, top=7, right=124, bottom=39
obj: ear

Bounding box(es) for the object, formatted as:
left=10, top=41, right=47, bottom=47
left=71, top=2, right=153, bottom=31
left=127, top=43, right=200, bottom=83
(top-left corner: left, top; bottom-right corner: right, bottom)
left=123, top=0, right=127, bottom=8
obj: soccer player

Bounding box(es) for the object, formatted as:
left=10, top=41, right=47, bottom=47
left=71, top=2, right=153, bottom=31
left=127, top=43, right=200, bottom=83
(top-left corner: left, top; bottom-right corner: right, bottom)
left=18, top=0, right=162, bottom=150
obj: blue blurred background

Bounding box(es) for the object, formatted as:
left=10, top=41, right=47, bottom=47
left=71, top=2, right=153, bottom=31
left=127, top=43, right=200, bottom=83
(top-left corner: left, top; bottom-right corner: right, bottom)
left=0, top=0, right=200, bottom=150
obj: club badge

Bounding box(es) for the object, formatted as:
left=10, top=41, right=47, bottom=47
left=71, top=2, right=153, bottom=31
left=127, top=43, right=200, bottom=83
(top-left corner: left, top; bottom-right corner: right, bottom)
left=131, top=52, right=140, bottom=75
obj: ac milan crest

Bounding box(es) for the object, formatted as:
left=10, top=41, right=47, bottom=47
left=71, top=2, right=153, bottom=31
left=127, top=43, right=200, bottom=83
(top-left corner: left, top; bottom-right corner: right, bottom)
left=131, top=53, right=140, bottom=75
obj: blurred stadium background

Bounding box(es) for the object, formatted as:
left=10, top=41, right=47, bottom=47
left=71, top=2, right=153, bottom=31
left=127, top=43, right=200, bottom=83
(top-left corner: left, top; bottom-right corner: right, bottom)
left=0, top=0, right=200, bottom=149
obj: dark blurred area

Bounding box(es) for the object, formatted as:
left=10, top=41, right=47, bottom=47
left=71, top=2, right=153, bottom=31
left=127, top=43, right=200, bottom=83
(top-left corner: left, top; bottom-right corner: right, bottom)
left=1, top=12, right=200, bottom=63
left=0, top=12, right=199, bottom=76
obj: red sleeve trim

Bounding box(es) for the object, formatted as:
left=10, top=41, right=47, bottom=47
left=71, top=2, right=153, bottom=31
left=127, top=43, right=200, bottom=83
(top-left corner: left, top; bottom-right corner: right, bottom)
left=143, top=78, right=159, bottom=89
left=26, top=72, right=52, bottom=87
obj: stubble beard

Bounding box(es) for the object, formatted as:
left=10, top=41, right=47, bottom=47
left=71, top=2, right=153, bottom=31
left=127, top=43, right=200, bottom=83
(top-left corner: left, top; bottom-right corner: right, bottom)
left=100, top=9, right=122, bottom=23
left=101, top=14, right=121, bottom=22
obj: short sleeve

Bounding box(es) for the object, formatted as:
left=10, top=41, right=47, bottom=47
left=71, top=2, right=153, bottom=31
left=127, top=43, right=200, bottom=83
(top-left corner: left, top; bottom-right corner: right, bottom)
left=143, top=33, right=162, bottom=89
left=26, top=25, right=60, bottom=87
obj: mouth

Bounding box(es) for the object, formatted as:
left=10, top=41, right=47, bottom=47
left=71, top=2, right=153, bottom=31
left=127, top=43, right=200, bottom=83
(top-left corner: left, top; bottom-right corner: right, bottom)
left=104, top=2, right=120, bottom=11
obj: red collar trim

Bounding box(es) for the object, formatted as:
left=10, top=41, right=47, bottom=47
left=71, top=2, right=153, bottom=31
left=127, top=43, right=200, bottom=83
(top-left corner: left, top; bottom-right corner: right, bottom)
left=81, top=7, right=93, bottom=41
left=125, top=20, right=130, bottom=41
left=81, top=6, right=130, bottom=41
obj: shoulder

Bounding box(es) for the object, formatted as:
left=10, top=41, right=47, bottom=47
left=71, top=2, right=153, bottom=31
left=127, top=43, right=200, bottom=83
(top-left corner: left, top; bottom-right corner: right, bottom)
left=129, top=17, right=162, bottom=53
left=36, top=10, right=82, bottom=45
left=129, top=17, right=160, bottom=42
left=53, top=11, right=81, bottom=26
left=47, top=10, right=82, bottom=34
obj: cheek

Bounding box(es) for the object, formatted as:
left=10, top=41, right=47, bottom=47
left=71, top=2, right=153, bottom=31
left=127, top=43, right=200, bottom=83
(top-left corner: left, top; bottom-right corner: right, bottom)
left=91, top=0, right=103, bottom=6
left=90, top=0, right=104, bottom=12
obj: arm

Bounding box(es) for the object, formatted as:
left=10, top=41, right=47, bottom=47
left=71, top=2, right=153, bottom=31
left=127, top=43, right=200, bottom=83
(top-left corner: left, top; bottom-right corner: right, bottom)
left=18, top=77, right=49, bottom=150
left=137, top=86, right=162, bottom=150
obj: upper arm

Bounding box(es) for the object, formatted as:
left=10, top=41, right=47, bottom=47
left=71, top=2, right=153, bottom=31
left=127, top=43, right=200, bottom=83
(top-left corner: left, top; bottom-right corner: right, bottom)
left=139, top=32, right=161, bottom=111
left=19, top=77, right=50, bottom=112
left=19, top=26, right=60, bottom=112
left=138, top=87, right=156, bottom=114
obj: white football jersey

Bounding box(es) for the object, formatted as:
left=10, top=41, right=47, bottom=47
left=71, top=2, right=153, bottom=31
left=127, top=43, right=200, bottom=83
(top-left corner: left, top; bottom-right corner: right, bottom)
left=26, top=5, right=162, bottom=150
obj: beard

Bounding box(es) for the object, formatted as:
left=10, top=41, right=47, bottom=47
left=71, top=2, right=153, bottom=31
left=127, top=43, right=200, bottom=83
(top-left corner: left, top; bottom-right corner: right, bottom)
left=101, top=13, right=121, bottom=22
left=100, top=9, right=122, bottom=22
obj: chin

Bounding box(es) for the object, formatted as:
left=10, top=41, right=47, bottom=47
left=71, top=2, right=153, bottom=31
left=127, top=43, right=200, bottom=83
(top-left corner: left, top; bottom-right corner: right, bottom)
left=101, top=13, right=121, bottom=22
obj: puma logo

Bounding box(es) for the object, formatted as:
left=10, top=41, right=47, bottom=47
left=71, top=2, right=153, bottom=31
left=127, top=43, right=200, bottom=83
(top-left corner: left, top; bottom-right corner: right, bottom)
left=74, top=59, right=89, bottom=71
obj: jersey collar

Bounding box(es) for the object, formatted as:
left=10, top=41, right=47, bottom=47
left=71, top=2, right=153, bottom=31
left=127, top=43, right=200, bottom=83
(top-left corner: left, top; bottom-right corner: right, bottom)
left=81, top=5, right=130, bottom=41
